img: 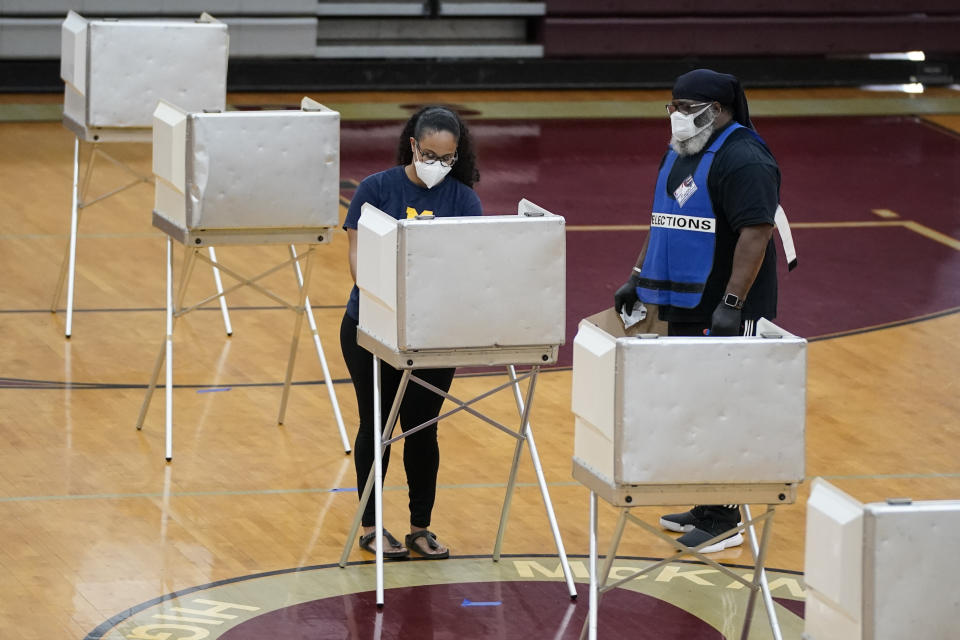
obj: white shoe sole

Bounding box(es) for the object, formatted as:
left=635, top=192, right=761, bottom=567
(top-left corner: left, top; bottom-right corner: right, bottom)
left=659, top=518, right=695, bottom=533
left=696, top=533, right=744, bottom=554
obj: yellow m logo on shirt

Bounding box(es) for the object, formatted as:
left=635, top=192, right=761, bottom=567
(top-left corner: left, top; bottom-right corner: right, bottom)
left=406, top=207, right=434, bottom=219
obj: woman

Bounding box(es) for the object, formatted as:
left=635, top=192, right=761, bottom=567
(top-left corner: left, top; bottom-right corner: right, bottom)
left=340, top=106, right=482, bottom=559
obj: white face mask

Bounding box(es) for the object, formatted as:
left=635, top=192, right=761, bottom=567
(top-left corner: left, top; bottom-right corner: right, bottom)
left=670, top=103, right=716, bottom=141
left=413, top=160, right=452, bottom=189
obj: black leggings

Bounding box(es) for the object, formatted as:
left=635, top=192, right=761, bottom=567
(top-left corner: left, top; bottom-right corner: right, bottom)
left=339, top=312, right=455, bottom=528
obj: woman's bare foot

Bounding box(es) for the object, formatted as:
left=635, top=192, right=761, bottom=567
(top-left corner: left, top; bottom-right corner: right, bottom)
left=405, top=527, right=450, bottom=559
left=359, top=526, right=408, bottom=558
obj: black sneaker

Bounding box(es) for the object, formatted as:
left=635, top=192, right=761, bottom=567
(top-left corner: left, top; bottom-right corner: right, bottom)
left=676, top=519, right=743, bottom=554
left=659, top=505, right=708, bottom=533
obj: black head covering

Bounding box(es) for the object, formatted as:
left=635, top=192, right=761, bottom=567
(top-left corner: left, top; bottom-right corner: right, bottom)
left=672, top=69, right=753, bottom=130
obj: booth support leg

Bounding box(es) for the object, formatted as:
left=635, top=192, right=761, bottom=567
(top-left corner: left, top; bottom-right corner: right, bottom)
left=338, top=370, right=408, bottom=569
left=278, top=249, right=315, bottom=424
left=588, top=491, right=598, bottom=640
left=493, top=366, right=536, bottom=560
left=524, top=406, right=577, bottom=598
left=495, top=366, right=577, bottom=599
left=136, top=238, right=174, bottom=432
left=160, top=245, right=198, bottom=462
left=57, top=138, right=97, bottom=338
left=163, top=239, right=175, bottom=461
left=739, top=505, right=775, bottom=640
left=743, top=505, right=783, bottom=640
left=372, top=356, right=385, bottom=607
left=581, top=507, right=628, bottom=640
left=207, top=247, right=232, bottom=336
left=288, top=244, right=350, bottom=452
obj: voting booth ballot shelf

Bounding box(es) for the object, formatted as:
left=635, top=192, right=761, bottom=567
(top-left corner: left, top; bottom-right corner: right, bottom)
left=804, top=479, right=960, bottom=640
left=61, top=11, right=228, bottom=142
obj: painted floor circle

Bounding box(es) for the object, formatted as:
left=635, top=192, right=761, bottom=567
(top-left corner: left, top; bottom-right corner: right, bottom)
left=87, top=555, right=806, bottom=639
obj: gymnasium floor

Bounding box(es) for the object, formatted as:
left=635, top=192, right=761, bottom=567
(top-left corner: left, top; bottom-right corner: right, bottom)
left=0, top=87, right=958, bottom=639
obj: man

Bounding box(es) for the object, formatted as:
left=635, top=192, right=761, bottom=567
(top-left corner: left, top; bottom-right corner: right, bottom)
left=613, top=69, right=781, bottom=553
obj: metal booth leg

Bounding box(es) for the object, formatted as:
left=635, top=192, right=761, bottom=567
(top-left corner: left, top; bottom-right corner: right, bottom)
left=135, top=240, right=197, bottom=461
left=741, top=504, right=782, bottom=640
left=372, top=355, right=385, bottom=607
left=52, top=137, right=95, bottom=338
left=338, top=370, right=409, bottom=569
left=494, top=365, right=577, bottom=599
left=277, top=247, right=315, bottom=425
left=287, top=243, right=351, bottom=453
left=207, top=247, right=233, bottom=336
left=581, top=507, right=629, bottom=640
left=588, top=491, right=598, bottom=640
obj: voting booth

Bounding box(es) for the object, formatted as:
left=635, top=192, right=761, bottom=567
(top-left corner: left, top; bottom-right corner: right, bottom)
left=136, top=98, right=349, bottom=461
left=804, top=479, right=960, bottom=640
left=54, top=11, right=230, bottom=337
left=571, top=313, right=807, bottom=640
left=338, top=200, right=577, bottom=606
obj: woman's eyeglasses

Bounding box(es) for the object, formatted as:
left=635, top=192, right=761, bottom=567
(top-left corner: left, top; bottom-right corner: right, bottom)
left=415, top=140, right=458, bottom=167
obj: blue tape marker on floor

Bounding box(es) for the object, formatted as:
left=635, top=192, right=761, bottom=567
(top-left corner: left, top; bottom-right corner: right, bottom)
left=197, top=387, right=231, bottom=393
left=329, top=487, right=358, bottom=493
left=461, top=599, right=501, bottom=607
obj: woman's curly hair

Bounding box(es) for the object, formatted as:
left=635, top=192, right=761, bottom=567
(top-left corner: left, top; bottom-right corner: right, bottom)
left=395, top=105, right=479, bottom=188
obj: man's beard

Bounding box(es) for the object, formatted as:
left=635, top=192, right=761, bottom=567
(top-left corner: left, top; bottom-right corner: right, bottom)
left=670, top=122, right=715, bottom=156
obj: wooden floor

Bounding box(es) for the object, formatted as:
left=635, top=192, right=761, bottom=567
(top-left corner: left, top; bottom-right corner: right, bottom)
left=0, top=88, right=959, bottom=639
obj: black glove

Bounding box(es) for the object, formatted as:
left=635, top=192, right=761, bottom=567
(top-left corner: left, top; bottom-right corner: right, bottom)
left=614, top=272, right=642, bottom=316
left=710, top=302, right=742, bottom=336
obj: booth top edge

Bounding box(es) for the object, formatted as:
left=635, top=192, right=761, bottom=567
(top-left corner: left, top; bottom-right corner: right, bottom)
left=576, top=314, right=806, bottom=344
left=66, top=10, right=225, bottom=27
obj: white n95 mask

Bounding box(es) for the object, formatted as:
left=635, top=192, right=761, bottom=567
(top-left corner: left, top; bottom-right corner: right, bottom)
left=414, top=161, right=452, bottom=189
left=670, top=104, right=715, bottom=141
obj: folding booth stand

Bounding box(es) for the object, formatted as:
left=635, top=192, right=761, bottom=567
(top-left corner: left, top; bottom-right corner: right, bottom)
left=571, top=313, right=807, bottom=640
left=337, top=199, right=578, bottom=607
left=136, top=98, right=349, bottom=461
left=803, top=479, right=960, bottom=640
left=53, top=11, right=231, bottom=338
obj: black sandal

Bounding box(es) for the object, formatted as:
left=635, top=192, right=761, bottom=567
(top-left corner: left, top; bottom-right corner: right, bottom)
left=359, top=529, right=409, bottom=559
left=405, top=529, right=450, bottom=559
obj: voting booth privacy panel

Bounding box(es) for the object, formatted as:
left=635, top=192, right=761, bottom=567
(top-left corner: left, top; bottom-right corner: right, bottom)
left=152, top=98, right=340, bottom=240
left=571, top=312, right=806, bottom=493
left=804, top=479, right=960, bottom=640
left=356, top=200, right=566, bottom=356
left=61, top=11, right=228, bottom=139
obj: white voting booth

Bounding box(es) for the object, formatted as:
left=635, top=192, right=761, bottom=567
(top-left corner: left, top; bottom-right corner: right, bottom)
left=338, top=200, right=577, bottom=606
left=136, top=98, right=349, bottom=460
left=54, top=11, right=230, bottom=337
left=571, top=312, right=807, bottom=640
left=803, top=478, right=960, bottom=640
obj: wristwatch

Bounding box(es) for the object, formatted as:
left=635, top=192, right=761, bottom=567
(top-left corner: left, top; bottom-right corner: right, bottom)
left=722, top=292, right=744, bottom=310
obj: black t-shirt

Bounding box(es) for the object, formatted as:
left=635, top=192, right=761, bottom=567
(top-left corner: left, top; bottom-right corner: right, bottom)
left=658, top=123, right=780, bottom=323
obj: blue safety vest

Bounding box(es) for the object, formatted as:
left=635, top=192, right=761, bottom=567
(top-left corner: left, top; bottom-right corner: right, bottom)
left=636, top=123, right=744, bottom=308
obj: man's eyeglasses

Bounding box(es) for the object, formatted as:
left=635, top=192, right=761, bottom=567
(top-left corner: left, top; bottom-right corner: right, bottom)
left=665, top=101, right=712, bottom=116
left=415, top=140, right=458, bottom=167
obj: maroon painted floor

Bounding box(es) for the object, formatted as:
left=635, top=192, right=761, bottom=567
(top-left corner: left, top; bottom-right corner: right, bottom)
left=219, top=582, right=722, bottom=640
left=341, top=116, right=960, bottom=365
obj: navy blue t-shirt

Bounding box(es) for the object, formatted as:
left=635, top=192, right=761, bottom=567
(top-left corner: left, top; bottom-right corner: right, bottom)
left=343, top=165, right=483, bottom=320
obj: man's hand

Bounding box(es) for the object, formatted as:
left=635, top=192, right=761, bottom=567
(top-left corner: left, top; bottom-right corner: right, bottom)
left=614, top=273, right=642, bottom=316
left=710, top=302, right=742, bottom=336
